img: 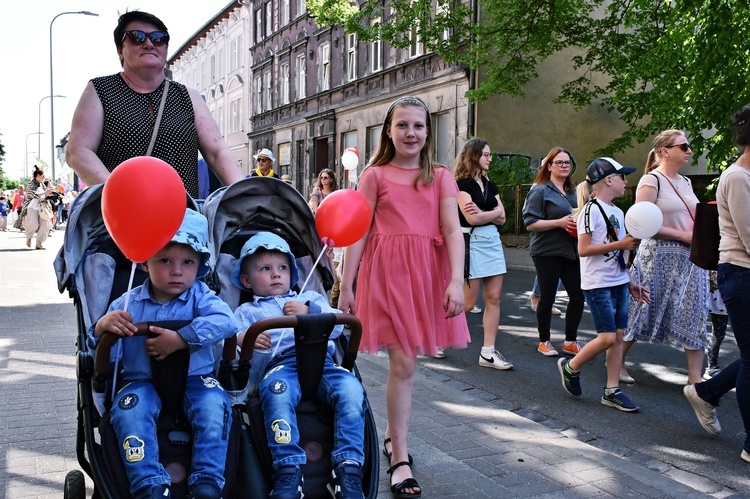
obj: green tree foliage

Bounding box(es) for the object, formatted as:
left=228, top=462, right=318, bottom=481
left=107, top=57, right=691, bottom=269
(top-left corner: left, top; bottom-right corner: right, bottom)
left=310, top=0, right=750, bottom=170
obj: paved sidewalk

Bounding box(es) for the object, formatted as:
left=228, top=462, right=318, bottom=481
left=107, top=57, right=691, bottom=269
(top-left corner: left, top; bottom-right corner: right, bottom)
left=0, top=228, right=732, bottom=498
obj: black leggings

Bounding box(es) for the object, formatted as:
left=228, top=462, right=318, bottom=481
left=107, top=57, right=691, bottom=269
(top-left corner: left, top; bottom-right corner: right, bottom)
left=531, top=255, right=585, bottom=342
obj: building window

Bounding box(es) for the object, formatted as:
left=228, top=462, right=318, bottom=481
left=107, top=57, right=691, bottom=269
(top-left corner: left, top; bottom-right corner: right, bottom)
left=218, top=48, right=225, bottom=78
left=230, top=36, right=243, bottom=72
left=254, top=76, right=263, bottom=112
left=297, top=0, right=306, bottom=17
left=347, top=33, right=357, bottom=82
left=366, top=125, right=381, bottom=162
left=230, top=99, right=242, bottom=132
left=201, top=62, right=207, bottom=88
left=370, top=19, right=381, bottom=73
left=432, top=112, right=452, bottom=165
left=255, top=9, right=263, bottom=43
left=319, top=43, right=330, bottom=91
left=210, top=56, right=216, bottom=83
left=281, top=0, right=290, bottom=25
left=280, top=63, right=290, bottom=105
left=264, top=70, right=272, bottom=111
left=296, top=54, right=306, bottom=99
left=435, top=2, right=450, bottom=42
left=265, top=2, right=273, bottom=37
left=408, top=24, right=423, bottom=58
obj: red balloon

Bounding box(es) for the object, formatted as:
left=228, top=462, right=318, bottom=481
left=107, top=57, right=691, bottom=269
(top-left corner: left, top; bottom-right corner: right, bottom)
left=315, top=189, right=372, bottom=247
left=102, top=156, right=187, bottom=262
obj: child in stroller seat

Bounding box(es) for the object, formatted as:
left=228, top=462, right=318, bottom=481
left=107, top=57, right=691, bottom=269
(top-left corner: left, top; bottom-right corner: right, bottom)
left=90, top=209, right=237, bottom=499
left=232, top=232, right=366, bottom=499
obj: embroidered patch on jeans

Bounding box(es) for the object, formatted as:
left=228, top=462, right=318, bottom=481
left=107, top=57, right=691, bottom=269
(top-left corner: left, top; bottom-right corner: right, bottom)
left=201, top=375, right=222, bottom=389
left=272, top=419, right=292, bottom=444
left=263, top=364, right=284, bottom=381
left=269, top=380, right=287, bottom=394
left=123, top=435, right=145, bottom=462
left=118, top=393, right=139, bottom=410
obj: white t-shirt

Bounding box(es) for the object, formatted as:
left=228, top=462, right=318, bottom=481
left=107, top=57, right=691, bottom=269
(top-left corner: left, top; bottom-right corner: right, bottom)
left=576, top=200, right=631, bottom=291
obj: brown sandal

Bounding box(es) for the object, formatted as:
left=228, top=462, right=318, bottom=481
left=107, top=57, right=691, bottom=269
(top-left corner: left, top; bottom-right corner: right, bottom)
left=387, top=461, right=421, bottom=498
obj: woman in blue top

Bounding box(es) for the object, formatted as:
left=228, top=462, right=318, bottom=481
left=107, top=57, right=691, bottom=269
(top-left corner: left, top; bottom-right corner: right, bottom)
left=522, top=147, right=585, bottom=357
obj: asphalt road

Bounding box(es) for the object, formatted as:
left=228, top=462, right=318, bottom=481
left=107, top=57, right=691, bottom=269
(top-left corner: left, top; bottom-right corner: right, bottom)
left=429, top=268, right=749, bottom=494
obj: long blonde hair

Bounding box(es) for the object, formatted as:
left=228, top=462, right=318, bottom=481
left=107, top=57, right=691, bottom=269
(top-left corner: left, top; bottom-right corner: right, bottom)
left=367, top=96, right=439, bottom=189
left=645, top=129, right=685, bottom=172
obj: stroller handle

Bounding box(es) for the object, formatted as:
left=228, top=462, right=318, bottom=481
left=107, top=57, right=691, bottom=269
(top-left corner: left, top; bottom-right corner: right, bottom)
left=224, top=313, right=362, bottom=364
left=94, top=320, right=191, bottom=374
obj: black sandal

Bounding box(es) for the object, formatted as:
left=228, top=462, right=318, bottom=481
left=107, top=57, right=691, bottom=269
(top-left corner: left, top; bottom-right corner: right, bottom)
left=382, top=437, right=414, bottom=466
left=387, top=461, right=421, bottom=498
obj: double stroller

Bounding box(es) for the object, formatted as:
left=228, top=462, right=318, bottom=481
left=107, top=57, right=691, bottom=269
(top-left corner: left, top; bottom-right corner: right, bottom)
left=55, top=177, right=379, bottom=498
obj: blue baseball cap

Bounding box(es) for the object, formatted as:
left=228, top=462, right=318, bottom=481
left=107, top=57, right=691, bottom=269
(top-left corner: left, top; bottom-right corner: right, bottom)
left=230, top=232, right=300, bottom=290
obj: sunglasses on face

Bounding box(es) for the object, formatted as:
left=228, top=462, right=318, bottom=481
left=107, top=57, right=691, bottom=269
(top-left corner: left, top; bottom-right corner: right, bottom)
left=123, top=30, right=170, bottom=47
left=256, top=158, right=271, bottom=163
left=320, top=176, right=331, bottom=180
left=667, top=142, right=691, bottom=152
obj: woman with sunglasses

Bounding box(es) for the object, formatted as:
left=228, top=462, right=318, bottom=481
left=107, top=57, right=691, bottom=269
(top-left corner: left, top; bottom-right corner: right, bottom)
left=522, top=147, right=586, bottom=358
left=622, top=130, right=709, bottom=385
left=308, top=169, right=339, bottom=213
left=66, top=10, right=243, bottom=199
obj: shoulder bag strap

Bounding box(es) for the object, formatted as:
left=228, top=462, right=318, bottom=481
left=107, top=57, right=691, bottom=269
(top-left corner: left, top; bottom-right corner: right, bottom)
left=146, top=80, right=170, bottom=156
left=655, top=171, right=694, bottom=221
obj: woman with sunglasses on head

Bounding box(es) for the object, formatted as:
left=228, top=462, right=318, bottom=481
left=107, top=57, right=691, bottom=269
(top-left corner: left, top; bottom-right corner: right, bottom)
left=622, top=130, right=709, bottom=386
left=522, top=147, right=586, bottom=358
left=309, top=169, right=339, bottom=213
left=66, top=10, right=243, bottom=199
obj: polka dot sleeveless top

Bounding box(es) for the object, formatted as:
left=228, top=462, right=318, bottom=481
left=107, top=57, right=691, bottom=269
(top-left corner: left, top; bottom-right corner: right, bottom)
left=92, top=74, right=200, bottom=198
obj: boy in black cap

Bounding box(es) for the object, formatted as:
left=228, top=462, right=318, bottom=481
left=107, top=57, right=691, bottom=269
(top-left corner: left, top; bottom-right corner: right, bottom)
left=558, top=158, right=650, bottom=412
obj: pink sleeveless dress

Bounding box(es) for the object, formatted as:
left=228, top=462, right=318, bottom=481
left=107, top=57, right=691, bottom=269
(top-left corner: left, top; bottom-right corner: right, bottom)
left=354, top=164, right=471, bottom=356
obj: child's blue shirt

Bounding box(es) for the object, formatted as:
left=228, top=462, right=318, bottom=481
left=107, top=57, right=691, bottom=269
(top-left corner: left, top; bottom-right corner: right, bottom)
left=89, top=279, right=236, bottom=380
left=234, top=290, right=343, bottom=361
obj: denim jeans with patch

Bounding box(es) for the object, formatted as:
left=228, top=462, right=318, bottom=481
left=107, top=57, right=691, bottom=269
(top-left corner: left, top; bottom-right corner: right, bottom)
left=259, top=354, right=366, bottom=469
left=110, top=376, right=232, bottom=497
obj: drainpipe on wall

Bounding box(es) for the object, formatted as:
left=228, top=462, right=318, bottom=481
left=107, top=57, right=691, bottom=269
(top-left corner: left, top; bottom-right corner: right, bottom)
left=466, top=0, right=479, bottom=137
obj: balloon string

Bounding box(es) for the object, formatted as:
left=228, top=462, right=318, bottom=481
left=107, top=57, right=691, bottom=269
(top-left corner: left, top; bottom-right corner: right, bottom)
left=298, top=242, right=329, bottom=295
left=111, top=261, right=138, bottom=405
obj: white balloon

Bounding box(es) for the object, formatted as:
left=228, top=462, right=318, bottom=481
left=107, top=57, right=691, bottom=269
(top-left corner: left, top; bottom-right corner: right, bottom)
left=341, top=149, right=359, bottom=170
left=625, top=201, right=663, bottom=239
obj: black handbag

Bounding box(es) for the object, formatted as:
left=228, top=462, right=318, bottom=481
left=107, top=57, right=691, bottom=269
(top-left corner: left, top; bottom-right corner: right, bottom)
left=463, top=231, right=471, bottom=281
left=689, top=202, right=720, bottom=270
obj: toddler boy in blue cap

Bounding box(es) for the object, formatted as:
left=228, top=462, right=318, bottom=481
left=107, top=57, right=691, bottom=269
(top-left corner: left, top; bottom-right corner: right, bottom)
left=232, top=231, right=365, bottom=499
left=91, top=209, right=237, bottom=499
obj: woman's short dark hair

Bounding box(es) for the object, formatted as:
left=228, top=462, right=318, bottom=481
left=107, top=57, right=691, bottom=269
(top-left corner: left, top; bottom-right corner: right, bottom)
left=114, top=11, right=169, bottom=51
left=732, top=104, right=750, bottom=147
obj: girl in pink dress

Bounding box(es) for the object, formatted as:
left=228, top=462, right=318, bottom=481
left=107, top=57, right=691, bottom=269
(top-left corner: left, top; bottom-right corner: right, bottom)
left=339, top=96, right=469, bottom=498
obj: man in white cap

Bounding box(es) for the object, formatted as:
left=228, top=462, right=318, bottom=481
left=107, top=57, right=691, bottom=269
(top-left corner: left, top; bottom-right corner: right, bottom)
left=250, top=148, right=280, bottom=178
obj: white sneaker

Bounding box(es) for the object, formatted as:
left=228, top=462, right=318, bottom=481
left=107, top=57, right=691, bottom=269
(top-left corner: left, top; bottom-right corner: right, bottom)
left=479, top=348, right=513, bottom=370
left=469, top=306, right=482, bottom=314
left=683, top=384, right=721, bottom=435
left=432, top=347, right=445, bottom=359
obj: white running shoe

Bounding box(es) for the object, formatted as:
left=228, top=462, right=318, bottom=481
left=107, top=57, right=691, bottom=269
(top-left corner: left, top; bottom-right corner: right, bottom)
left=469, top=306, right=482, bottom=314
left=479, top=348, right=513, bottom=370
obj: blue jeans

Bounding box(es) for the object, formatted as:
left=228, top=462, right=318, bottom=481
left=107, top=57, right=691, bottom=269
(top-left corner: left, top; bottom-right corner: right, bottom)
left=583, top=284, right=630, bottom=334
left=716, top=263, right=750, bottom=452
left=110, top=376, right=232, bottom=498
left=260, top=354, right=366, bottom=469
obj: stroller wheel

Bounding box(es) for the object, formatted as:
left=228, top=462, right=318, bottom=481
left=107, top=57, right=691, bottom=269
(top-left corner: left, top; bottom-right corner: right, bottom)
left=64, top=470, right=86, bottom=499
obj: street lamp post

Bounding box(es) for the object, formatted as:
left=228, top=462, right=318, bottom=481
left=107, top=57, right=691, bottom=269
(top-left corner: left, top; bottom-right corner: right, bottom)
left=25, top=132, right=43, bottom=179
left=38, top=95, right=65, bottom=160
left=50, top=10, right=98, bottom=182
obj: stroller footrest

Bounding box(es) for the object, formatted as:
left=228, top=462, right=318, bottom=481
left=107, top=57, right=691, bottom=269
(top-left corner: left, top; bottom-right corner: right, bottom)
left=168, top=430, right=191, bottom=446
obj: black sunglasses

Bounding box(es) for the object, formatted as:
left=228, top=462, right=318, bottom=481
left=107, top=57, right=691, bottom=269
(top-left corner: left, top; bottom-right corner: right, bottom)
left=667, top=142, right=691, bottom=152
left=123, top=30, right=170, bottom=47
